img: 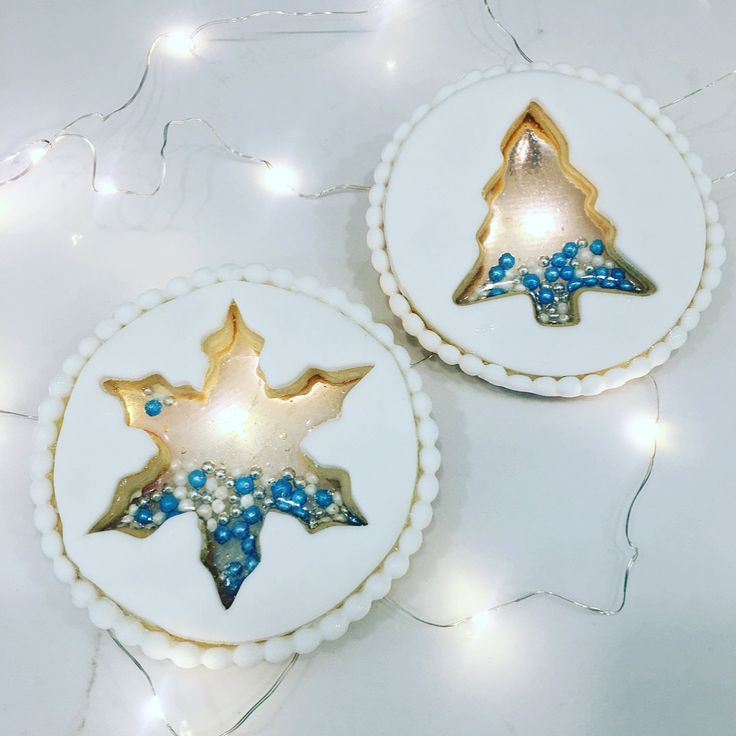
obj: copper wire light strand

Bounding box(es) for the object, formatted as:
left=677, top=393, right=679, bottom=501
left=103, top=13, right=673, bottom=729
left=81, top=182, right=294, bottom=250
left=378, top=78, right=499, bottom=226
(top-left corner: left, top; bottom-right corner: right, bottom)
left=0, top=3, right=391, bottom=198
left=385, top=374, right=660, bottom=628
left=109, top=631, right=300, bottom=736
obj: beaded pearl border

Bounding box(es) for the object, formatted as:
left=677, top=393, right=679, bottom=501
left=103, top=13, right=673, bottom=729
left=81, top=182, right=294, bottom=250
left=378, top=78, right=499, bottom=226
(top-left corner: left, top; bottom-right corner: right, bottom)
left=30, top=264, right=440, bottom=669
left=367, top=63, right=726, bottom=397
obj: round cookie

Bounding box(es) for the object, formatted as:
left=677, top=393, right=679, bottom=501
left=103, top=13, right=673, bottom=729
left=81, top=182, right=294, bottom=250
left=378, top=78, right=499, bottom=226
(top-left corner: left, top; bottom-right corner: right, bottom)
left=368, top=64, right=724, bottom=397
left=31, top=265, right=440, bottom=668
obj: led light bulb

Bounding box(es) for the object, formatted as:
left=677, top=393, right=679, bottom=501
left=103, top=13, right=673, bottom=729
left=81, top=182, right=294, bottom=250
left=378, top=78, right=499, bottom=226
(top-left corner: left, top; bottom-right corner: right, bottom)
left=144, top=696, right=165, bottom=720
left=164, top=30, right=195, bottom=56
left=29, top=146, right=48, bottom=164
left=263, top=164, right=299, bottom=195
left=96, top=178, right=118, bottom=196
left=626, top=414, right=661, bottom=449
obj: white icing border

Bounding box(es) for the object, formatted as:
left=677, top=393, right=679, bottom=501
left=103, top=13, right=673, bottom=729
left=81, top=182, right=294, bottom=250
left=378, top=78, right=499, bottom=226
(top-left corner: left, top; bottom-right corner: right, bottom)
left=31, top=264, right=440, bottom=669
left=367, top=63, right=725, bottom=397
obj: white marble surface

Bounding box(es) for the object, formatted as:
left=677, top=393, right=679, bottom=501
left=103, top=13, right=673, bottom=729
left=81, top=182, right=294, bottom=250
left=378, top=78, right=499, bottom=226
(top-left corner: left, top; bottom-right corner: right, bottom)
left=1, top=1, right=735, bottom=734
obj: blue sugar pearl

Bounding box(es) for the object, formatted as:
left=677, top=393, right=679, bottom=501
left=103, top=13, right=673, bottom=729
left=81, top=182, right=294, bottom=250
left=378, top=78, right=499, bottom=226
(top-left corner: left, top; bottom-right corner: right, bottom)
left=590, top=239, right=605, bottom=255
left=489, top=265, right=505, bottom=283
left=345, top=511, right=364, bottom=526
left=275, top=498, right=292, bottom=512
left=231, top=520, right=249, bottom=539
left=144, top=399, right=162, bottom=416
left=544, top=267, right=560, bottom=283
left=567, top=279, right=583, bottom=292
left=245, top=555, right=260, bottom=572
left=243, top=505, right=262, bottom=525
left=619, top=280, right=635, bottom=292
left=134, top=506, right=153, bottom=525
left=241, top=535, right=257, bottom=554
left=560, top=265, right=575, bottom=281
left=499, top=252, right=515, bottom=270
left=188, top=469, right=206, bottom=489
left=583, top=276, right=598, bottom=287
left=315, top=489, right=333, bottom=508
left=223, top=576, right=241, bottom=593
left=551, top=252, right=567, bottom=268
left=611, top=267, right=625, bottom=280
left=214, top=525, right=231, bottom=544
left=594, top=266, right=608, bottom=279
left=234, top=475, right=254, bottom=494
left=538, top=287, right=555, bottom=305
left=522, top=273, right=541, bottom=290
left=159, top=493, right=178, bottom=514
left=488, top=287, right=506, bottom=297
left=291, top=488, right=307, bottom=506
left=562, top=242, right=578, bottom=258
left=225, top=561, right=244, bottom=577
left=271, top=478, right=292, bottom=499
left=601, top=277, right=617, bottom=289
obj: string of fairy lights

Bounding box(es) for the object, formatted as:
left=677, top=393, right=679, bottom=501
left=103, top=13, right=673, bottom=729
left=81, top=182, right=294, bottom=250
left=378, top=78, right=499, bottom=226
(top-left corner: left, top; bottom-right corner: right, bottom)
left=1, top=1, right=733, bottom=734
left=1, top=0, right=735, bottom=198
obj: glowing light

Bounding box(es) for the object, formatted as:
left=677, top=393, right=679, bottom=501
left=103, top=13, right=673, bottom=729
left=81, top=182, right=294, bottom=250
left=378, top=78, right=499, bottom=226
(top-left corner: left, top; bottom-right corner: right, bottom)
left=263, top=164, right=299, bottom=195
left=471, top=610, right=491, bottom=630
left=96, top=178, right=118, bottom=196
left=163, top=31, right=195, bottom=56
left=385, top=59, right=396, bottom=71
left=626, top=414, right=662, bottom=449
left=144, top=696, right=165, bottom=721
left=29, top=147, right=48, bottom=164
left=70, top=233, right=84, bottom=246
left=216, top=404, right=249, bottom=435
left=521, top=209, right=557, bottom=239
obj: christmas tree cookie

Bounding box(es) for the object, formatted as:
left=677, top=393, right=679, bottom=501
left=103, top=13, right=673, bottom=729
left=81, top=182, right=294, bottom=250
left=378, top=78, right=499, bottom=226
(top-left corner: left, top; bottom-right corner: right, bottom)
left=369, top=65, right=724, bottom=396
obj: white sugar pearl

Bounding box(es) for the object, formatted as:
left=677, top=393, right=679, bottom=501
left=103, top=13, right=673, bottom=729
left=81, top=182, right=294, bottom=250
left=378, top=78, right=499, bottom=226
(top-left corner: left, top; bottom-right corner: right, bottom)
left=206, top=518, right=217, bottom=532
left=212, top=499, right=226, bottom=514
left=201, top=647, right=233, bottom=670
left=332, top=491, right=342, bottom=505
left=592, top=255, right=604, bottom=267
left=197, top=505, right=213, bottom=520
left=263, top=637, right=293, bottom=664
left=178, top=499, right=195, bottom=512
left=557, top=302, right=569, bottom=315
left=174, top=486, right=187, bottom=499
left=327, top=503, right=340, bottom=515
left=578, top=250, right=592, bottom=263
left=233, top=643, right=263, bottom=667
left=305, top=484, right=317, bottom=496
left=240, top=495, right=254, bottom=509
left=174, top=472, right=187, bottom=485
left=153, top=512, right=166, bottom=525
left=215, top=486, right=228, bottom=500
left=575, top=268, right=586, bottom=278
left=205, top=477, right=218, bottom=491
left=292, top=627, right=321, bottom=654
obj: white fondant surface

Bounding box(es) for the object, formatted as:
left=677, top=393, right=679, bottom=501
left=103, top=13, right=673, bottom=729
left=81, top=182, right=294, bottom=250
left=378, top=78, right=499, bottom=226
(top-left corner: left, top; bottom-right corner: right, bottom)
left=384, top=70, right=706, bottom=376
left=54, top=281, right=418, bottom=643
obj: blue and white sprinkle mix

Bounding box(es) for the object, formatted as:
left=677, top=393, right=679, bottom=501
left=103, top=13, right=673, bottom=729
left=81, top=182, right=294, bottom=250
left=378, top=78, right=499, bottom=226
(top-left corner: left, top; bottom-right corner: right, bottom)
left=482, top=239, right=642, bottom=325
left=118, top=462, right=366, bottom=608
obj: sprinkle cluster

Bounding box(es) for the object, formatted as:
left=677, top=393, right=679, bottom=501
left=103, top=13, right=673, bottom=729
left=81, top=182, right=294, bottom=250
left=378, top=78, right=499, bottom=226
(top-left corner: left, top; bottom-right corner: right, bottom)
left=119, top=460, right=365, bottom=607
left=142, top=387, right=175, bottom=416
left=485, top=239, right=641, bottom=324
